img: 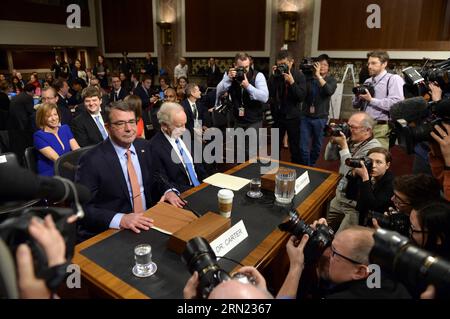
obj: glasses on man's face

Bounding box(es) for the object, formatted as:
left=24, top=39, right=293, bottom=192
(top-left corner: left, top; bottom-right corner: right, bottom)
left=331, top=245, right=362, bottom=265
left=392, top=193, right=411, bottom=206
left=348, top=124, right=364, bottom=131
left=409, top=224, right=429, bottom=236
left=111, top=119, right=137, bottom=128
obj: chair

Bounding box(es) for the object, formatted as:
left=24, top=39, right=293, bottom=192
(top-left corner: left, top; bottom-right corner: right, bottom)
left=23, top=146, right=38, bottom=174
left=54, top=145, right=95, bottom=182
left=0, top=152, right=20, bottom=169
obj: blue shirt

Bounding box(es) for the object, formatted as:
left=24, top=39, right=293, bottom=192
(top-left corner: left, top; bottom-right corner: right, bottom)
left=215, top=71, right=269, bottom=105
left=109, top=140, right=147, bottom=229
left=34, top=124, right=73, bottom=176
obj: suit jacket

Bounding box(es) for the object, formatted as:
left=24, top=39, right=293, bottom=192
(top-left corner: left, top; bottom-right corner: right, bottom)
left=57, top=94, right=73, bottom=125
left=109, top=87, right=128, bottom=102
left=75, top=138, right=161, bottom=238
left=180, top=99, right=205, bottom=137
left=71, top=110, right=107, bottom=147
left=150, top=131, right=207, bottom=193
left=7, top=92, right=34, bottom=131
left=134, top=85, right=152, bottom=110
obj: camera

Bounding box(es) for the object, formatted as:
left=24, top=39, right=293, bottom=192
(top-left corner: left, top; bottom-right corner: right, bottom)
left=323, top=123, right=350, bottom=138
left=352, top=83, right=375, bottom=97
left=278, top=210, right=334, bottom=264
left=345, top=157, right=373, bottom=173
left=233, top=67, right=246, bottom=84
left=299, top=57, right=316, bottom=75
left=366, top=210, right=410, bottom=236
left=370, top=228, right=450, bottom=298
left=402, top=58, right=450, bottom=96
left=274, top=64, right=289, bottom=77
left=0, top=207, right=76, bottom=283
left=215, top=93, right=233, bottom=114
left=182, top=237, right=256, bottom=299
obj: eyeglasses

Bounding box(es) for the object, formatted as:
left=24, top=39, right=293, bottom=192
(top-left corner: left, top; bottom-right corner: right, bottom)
left=409, top=224, right=429, bottom=235
left=331, top=245, right=362, bottom=265
left=392, top=193, right=411, bottom=206
left=348, top=124, right=365, bottom=131
left=111, top=119, right=137, bottom=128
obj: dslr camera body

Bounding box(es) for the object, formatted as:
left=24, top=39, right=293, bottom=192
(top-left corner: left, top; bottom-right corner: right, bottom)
left=274, top=63, right=289, bottom=77
left=352, top=82, right=375, bottom=98
left=233, top=67, right=246, bottom=84
left=278, top=210, right=334, bottom=264
left=323, top=122, right=350, bottom=138
left=300, top=57, right=316, bottom=75
left=366, top=210, right=410, bottom=236
left=345, top=156, right=374, bottom=174
left=182, top=237, right=256, bottom=299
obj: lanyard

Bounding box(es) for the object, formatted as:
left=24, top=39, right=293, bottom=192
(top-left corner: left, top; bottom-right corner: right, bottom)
left=351, top=138, right=372, bottom=156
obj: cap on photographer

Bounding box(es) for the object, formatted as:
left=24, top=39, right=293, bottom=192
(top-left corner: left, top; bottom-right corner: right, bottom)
left=277, top=223, right=411, bottom=299
left=324, top=112, right=382, bottom=232
left=352, top=51, right=405, bottom=149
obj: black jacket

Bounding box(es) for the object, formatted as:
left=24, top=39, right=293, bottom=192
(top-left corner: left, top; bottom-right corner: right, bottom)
left=71, top=110, right=107, bottom=147
left=268, top=68, right=306, bottom=120
left=301, top=75, right=337, bottom=119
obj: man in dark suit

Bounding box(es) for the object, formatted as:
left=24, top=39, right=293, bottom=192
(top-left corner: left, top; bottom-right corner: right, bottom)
left=109, top=74, right=128, bottom=102
left=71, top=86, right=108, bottom=147
left=206, top=58, right=222, bottom=87
left=150, top=102, right=207, bottom=193
left=53, top=79, right=73, bottom=125
left=7, top=83, right=35, bottom=163
left=75, top=101, right=185, bottom=240
left=180, top=83, right=205, bottom=139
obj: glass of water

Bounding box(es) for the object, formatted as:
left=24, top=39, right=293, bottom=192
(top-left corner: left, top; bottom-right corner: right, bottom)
left=132, top=244, right=157, bottom=278
left=247, top=178, right=263, bottom=198
left=274, top=168, right=296, bottom=204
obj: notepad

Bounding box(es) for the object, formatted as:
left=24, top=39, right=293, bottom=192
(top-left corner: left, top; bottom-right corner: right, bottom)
left=203, top=173, right=250, bottom=191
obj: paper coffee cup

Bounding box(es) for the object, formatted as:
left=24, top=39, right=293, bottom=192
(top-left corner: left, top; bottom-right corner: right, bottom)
left=218, top=189, right=234, bottom=218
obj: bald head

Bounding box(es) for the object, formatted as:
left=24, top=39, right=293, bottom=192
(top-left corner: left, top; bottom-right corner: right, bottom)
left=336, top=226, right=375, bottom=265
left=208, top=280, right=273, bottom=299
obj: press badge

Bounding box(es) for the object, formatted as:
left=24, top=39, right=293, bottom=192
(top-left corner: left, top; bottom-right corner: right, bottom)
left=309, top=105, right=315, bottom=114
left=239, top=107, right=245, bottom=117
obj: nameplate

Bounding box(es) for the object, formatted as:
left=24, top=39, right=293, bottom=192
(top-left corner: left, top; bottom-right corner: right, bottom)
left=295, top=171, right=310, bottom=195
left=0, top=155, right=6, bottom=164
left=211, top=220, right=248, bottom=259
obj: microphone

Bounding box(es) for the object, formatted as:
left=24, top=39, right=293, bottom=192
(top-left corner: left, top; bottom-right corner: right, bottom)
left=153, top=172, right=201, bottom=218
left=0, top=166, right=91, bottom=204
left=390, top=97, right=429, bottom=122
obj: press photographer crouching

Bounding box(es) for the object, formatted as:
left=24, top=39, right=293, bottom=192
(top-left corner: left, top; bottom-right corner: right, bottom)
left=276, top=216, right=411, bottom=299
left=324, top=112, right=382, bottom=232
left=349, top=147, right=394, bottom=226
left=182, top=237, right=273, bottom=299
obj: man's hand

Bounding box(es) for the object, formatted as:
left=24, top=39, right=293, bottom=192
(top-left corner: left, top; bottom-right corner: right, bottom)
left=429, top=82, right=442, bottom=102
left=16, top=244, right=52, bottom=299
left=183, top=271, right=199, bottom=299
left=28, top=215, right=66, bottom=267
left=430, top=123, right=450, bottom=166
left=228, top=68, right=236, bottom=79
left=311, top=218, right=328, bottom=230
left=235, top=266, right=267, bottom=291
left=241, top=73, right=250, bottom=89
left=120, top=213, right=154, bottom=233
left=354, top=161, right=370, bottom=182
left=160, top=191, right=186, bottom=208
left=150, top=95, right=159, bottom=103
left=286, top=234, right=309, bottom=271
left=283, top=70, right=295, bottom=86
left=359, top=89, right=373, bottom=102
left=331, top=131, right=348, bottom=150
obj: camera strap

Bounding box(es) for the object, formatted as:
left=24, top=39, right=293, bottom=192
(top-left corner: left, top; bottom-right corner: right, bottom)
left=350, top=137, right=372, bottom=156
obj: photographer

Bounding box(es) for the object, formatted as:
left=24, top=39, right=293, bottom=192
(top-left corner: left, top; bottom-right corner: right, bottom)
left=278, top=222, right=411, bottom=299
left=183, top=266, right=273, bottom=299
left=353, top=147, right=394, bottom=225
left=15, top=215, right=67, bottom=299
left=352, top=51, right=405, bottom=149
left=300, top=54, right=337, bottom=166
left=324, top=112, right=382, bottom=232
left=215, top=52, right=269, bottom=159
left=429, top=121, right=450, bottom=201
left=267, top=50, right=306, bottom=164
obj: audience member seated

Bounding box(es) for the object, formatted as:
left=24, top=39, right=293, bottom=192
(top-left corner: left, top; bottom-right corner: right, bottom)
left=325, top=112, right=382, bottom=232
left=124, top=95, right=146, bottom=139
left=109, top=74, right=128, bottom=102
left=75, top=101, right=184, bottom=240
left=176, top=76, right=188, bottom=101
left=151, top=102, right=207, bottom=193
left=71, top=86, right=108, bottom=147
left=53, top=79, right=73, bottom=126
left=352, top=147, right=394, bottom=225
left=29, top=73, right=41, bottom=96
left=277, top=223, right=411, bottom=299
left=34, top=103, right=80, bottom=176
left=181, top=83, right=205, bottom=140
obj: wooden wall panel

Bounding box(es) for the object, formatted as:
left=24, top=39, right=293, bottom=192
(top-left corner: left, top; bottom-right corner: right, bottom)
left=0, top=0, right=90, bottom=26
left=318, top=0, right=450, bottom=50
left=185, top=0, right=266, bottom=52
left=101, top=0, right=154, bottom=53
left=12, top=51, right=55, bottom=69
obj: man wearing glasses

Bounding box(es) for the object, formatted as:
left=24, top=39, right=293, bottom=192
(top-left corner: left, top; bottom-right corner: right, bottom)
left=75, top=101, right=185, bottom=241
left=324, top=112, right=382, bottom=232
left=277, top=223, right=411, bottom=299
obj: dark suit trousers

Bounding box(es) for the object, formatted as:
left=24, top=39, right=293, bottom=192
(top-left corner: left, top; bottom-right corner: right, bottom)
left=274, top=116, right=301, bottom=164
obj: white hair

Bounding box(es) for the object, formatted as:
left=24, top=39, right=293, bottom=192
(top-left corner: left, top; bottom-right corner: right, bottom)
left=157, top=102, right=184, bottom=125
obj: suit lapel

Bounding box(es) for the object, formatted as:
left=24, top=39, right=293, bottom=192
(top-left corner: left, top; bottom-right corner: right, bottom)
left=158, top=132, right=187, bottom=178
left=85, top=112, right=103, bottom=141
left=101, top=139, right=130, bottom=202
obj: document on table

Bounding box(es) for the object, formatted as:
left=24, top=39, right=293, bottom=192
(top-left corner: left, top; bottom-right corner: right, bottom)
left=203, top=173, right=250, bottom=191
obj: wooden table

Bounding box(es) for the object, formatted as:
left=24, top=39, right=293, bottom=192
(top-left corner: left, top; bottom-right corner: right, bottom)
left=71, top=159, right=339, bottom=298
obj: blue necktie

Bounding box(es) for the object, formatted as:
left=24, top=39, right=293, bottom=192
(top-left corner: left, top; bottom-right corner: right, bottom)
left=175, top=139, right=200, bottom=186
left=94, top=115, right=108, bottom=140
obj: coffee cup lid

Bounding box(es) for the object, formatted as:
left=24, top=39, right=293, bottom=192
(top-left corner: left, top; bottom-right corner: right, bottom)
left=218, top=189, right=234, bottom=199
